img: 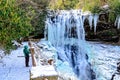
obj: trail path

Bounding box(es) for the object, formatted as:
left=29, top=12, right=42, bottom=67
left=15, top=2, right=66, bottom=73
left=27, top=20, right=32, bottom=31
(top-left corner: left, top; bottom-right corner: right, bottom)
left=0, top=43, right=31, bottom=80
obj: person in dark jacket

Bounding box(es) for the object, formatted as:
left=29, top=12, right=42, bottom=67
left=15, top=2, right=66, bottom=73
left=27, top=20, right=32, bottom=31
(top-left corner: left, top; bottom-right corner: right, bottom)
left=23, top=45, right=30, bottom=67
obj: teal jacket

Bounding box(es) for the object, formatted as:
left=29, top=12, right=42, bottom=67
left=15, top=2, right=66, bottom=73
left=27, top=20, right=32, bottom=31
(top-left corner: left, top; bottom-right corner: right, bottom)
left=23, top=45, right=30, bottom=57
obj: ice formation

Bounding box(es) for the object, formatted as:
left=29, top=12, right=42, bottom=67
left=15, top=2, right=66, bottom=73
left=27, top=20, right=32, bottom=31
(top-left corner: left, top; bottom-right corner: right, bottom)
left=45, top=10, right=95, bottom=80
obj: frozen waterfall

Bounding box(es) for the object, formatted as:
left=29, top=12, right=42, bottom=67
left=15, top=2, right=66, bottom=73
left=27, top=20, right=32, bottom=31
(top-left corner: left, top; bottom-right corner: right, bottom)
left=45, top=10, right=95, bottom=80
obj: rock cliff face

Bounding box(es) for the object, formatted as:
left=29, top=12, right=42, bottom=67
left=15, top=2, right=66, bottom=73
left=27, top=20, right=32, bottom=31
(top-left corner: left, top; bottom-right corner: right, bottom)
left=85, top=12, right=120, bottom=43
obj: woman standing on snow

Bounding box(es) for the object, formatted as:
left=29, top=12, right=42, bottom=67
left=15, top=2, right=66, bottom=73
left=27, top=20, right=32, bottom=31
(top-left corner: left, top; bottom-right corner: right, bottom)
left=23, top=45, right=30, bottom=67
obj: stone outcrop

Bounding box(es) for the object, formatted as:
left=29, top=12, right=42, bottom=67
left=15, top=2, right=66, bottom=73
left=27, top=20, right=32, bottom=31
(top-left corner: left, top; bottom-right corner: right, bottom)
left=85, top=12, right=120, bottom=43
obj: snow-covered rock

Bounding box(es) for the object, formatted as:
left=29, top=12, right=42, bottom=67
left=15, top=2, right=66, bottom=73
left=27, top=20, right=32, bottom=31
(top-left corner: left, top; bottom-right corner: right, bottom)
left=30, top=65, right=58, bottom=79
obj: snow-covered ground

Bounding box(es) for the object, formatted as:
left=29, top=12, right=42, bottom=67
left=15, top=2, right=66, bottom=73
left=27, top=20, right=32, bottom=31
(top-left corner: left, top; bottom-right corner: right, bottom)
left=0, top=42, right=32, bottom=80
left=0, top=41, right=120, bottom=80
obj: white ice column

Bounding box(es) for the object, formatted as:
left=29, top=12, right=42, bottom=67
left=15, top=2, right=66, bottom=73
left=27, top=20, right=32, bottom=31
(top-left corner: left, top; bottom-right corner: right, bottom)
left=93, top=14, right=99, bottom=33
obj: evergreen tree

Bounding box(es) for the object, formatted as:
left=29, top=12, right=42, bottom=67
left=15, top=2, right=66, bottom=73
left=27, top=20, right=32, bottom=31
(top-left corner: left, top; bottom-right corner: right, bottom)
left=0, top=0, right=34, bottom=53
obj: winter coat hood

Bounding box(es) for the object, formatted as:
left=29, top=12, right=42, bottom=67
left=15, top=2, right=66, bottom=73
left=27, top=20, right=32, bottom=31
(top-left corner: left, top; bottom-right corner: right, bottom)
left=24, top=45, right=28, bottom=49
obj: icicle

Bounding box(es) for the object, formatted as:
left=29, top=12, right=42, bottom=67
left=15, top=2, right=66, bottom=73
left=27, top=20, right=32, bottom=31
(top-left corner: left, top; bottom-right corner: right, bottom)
left=114, top=16, right=118, bottom=27
left=44, top=20, right=48, bottom=40
left=93, top=14, right=99, bottom=33
left=82, top=15, right=87, bottom=27
left=115, top=16, right=120, bottom=29
left=88, top=14, right=93, bottom=30
left=117, top=16, right=120, bottom=29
